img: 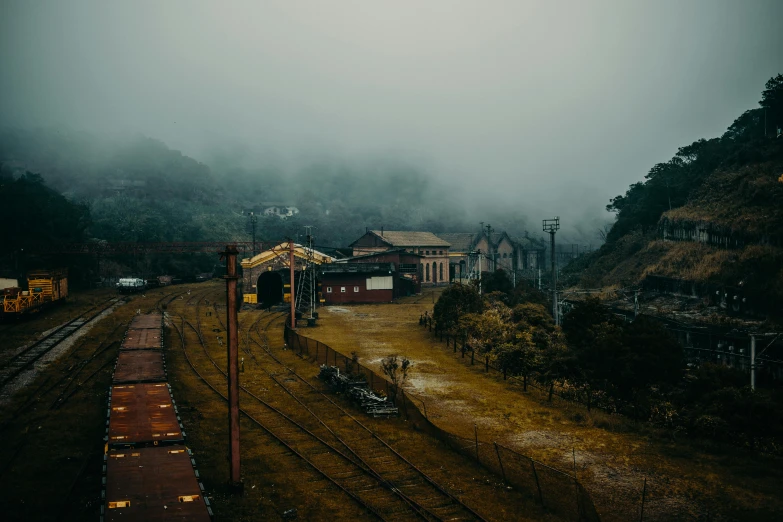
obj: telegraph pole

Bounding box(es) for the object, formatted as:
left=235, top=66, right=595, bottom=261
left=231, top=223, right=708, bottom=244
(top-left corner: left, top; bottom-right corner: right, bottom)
left=248, top=212, right=258, bottom=258
left=289, top=240, right=296, bottom=330
left=221, top=245, right=241, bottom=490
left=543, top=217, right=560, bottom=325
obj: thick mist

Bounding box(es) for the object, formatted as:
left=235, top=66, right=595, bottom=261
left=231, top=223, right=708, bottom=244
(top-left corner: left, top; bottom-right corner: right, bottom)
left=2, top=0, right=782, bottom=244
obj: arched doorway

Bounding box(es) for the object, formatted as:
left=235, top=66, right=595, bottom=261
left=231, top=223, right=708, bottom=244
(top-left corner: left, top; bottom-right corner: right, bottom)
left=432, top=262, right=437, bottom=283
left=257, top=271, right=284, bottom=308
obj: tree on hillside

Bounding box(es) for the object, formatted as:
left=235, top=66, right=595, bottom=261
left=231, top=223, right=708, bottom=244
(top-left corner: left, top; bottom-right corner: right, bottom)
left=0, top=172, right=91, bottom=254
left=433, top=283, right=483, bottom=334
left=760, top=73, right=783, bottom=130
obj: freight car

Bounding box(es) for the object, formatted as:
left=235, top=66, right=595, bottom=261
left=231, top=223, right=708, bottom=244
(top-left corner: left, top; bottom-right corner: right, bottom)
left=1, top=268, right=68, bottom=315
left=102, top=312, right=213, bottom=521
left=116, top=278, right=147, bottom=294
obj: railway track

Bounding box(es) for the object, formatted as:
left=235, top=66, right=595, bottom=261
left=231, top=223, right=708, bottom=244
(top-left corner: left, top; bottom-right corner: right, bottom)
left=175, top=293, right=486, bottom=521
left=0, top=297, right=122, bottom=389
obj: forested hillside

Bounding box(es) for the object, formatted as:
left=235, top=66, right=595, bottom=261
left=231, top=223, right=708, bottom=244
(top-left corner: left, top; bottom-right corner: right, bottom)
left=0, top=129, right=537, bottom=249
left=573, top=75, right=783, bottom=315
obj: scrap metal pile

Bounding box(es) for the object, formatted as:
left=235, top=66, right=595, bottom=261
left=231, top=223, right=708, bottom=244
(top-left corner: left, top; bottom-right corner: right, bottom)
left=318, top=365, right=398, bottom=417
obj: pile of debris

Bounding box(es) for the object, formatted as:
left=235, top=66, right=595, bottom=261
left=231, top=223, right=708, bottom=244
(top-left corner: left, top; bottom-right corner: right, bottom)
left=319, top=365, right=398, bottom=417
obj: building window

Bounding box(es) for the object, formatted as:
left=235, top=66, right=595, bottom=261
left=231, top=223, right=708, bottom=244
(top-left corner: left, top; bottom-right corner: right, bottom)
left=432, top=261, right=437, bottom=283
left=326, top=287, right=332, bottom=293
left=503, top=253, right=507, bottom=258
left=354, top=286, right=359, bottom=292
left=425, top=250, right=430, bottom=255
left=439, top=262, right=443, bottom=280
left=425, top=263, right=430, bottom=282
left=439, top=250, right=443, bottom=255
left=341, top=287, right=346, bottom=293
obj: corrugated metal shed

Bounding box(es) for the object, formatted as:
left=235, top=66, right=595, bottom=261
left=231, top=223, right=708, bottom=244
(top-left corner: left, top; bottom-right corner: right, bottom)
left=121, top=328, right=162, bottom=350
left=107, top=384, right=183, bottom=448
left=104, top=446, right=211, bottom=521
left=113, top=351, right=166, bottom=384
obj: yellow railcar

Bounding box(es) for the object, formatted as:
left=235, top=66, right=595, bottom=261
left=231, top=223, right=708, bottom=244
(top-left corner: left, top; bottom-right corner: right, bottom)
left=2, top=268, right=68, bottom=314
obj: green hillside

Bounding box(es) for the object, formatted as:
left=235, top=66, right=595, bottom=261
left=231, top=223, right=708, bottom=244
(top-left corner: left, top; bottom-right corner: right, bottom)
left=573, top=75, right=783, bottom=315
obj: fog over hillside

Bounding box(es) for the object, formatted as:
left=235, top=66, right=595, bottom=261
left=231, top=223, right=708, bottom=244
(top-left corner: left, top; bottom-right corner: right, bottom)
left=2, top=1, right=782, bottom=244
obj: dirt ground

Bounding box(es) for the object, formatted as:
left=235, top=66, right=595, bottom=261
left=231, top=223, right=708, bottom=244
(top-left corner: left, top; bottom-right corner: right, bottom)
left=303, top=289, right=783, bottom=522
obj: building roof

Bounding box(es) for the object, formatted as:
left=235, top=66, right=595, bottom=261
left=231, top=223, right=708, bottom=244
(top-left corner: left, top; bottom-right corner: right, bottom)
left=320, top=263, right=395, bottom=275
left=511, top=235, right=547, bottom=249
left=369, top=230, right=451, bottom=248
left=436, top=233, right=478, bottom=252
left=336, top=248, right=424, bottom=263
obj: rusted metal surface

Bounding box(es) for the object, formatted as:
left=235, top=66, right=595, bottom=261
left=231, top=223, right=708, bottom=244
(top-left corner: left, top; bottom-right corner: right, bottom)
left=129, top=313, right=163, bottom=330
left=107, top=383, right=183, bottom=448
left=222, top=244, right=241, bottom=486
left=104, top=446, right=211, bottom=522
left=113, top=351, right=166, bottom=384
left=121, top=328, right=162, bottom=350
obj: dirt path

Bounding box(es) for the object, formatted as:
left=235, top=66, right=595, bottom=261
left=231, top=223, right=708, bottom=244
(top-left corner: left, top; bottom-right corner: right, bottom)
left=304, top=293, right=783, bottom=522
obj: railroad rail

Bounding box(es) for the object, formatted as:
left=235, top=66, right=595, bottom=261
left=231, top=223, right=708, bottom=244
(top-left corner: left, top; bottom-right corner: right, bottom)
left=0, top=297, right=121, bottom=389
left=178, top=292, right=486, bottom=521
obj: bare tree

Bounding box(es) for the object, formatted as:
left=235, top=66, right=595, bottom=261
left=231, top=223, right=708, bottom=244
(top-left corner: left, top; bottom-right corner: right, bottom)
left=380, top=354, right=411, bottom=397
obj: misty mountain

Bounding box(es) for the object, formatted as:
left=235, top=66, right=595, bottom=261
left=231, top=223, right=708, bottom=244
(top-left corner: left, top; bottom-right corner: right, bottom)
left=0, top=128, right=551, bottom=248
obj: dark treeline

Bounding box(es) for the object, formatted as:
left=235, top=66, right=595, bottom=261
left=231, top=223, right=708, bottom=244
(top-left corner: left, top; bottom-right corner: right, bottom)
left=433, top=272, right=783, bottom=452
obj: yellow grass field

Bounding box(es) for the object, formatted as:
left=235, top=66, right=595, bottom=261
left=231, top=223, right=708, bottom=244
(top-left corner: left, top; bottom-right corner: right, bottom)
left=303, top=289, right=783, bottom=522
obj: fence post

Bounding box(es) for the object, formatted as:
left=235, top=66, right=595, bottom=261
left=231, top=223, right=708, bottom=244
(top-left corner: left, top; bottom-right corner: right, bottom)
left=493, top=442, right=506, bottom=482
left=639, top=477, right=647, bottom=522
left=531, top=460, right=544, bottom=507
left=474, top=424, right=479, bottom=462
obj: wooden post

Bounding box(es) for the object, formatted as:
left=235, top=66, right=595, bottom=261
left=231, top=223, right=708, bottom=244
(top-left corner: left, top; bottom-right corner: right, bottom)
left=289, top=240, right=295, bottom=330
left=474, top=424, right=479, bottom=462
left=639, top=477, right=647, bottom=522
left=531, top=460, right=544, bottom=506
left=222, top=245, right=242, bottom=490
left=494, top=442, right=506, bottom=482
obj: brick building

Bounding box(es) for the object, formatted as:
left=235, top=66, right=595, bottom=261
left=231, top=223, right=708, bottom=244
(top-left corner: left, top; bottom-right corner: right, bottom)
left=319, top=263, right=397, bottom=304
left=349, top=230, right=450, bottom=286
left=437, top=231, right=546, bottom=282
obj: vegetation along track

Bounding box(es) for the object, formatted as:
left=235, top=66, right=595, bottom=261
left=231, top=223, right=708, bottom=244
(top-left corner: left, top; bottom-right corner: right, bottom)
left=174, top=291, right=488, bottom=522
left=0, top=296, right=122, bottom=390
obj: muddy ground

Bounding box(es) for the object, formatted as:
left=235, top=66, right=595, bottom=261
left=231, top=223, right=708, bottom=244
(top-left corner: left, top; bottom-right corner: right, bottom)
left=303, top=289, right=783, bottom=522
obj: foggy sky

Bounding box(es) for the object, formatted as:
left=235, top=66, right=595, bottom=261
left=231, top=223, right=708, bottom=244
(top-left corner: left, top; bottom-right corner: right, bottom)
left=1, top=0, right=782, bottom=239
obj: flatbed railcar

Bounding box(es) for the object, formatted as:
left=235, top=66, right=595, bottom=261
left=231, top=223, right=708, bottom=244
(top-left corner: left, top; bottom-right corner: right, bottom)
left=106, top=383, right=184, bottom=448
left=121, top=328, right=162, bottom=350
left=103, top=312, right=212, bottom=521
left=112, top=351, right=167, bottom=384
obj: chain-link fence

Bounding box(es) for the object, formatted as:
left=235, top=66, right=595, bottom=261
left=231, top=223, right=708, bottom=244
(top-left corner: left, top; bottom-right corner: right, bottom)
left=285, top=325, right=601, bottom=522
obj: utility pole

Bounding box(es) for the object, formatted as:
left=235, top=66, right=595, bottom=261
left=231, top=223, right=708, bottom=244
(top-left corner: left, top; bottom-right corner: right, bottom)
left=221, top=245, right=241, bottom=491
left=485, top=223, right=494, bottom=271
left=289, top=240, right=296, bottom=330
left=750, top=335, right=756, bottom=390
left=248, top=212, right=258, bottom=258
left=478, top=249, right=482, bottom=295
left=543, top=217, right=560, bottom=325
